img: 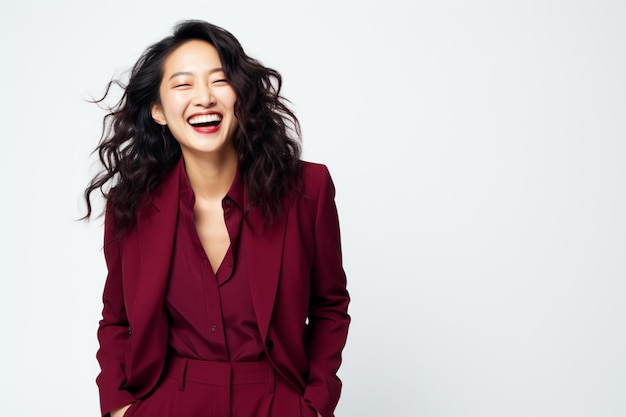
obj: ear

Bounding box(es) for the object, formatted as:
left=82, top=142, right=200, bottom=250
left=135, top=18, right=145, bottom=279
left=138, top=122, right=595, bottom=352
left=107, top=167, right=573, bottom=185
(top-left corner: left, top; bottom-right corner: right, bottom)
left=151, top=103, right=167, bottom=125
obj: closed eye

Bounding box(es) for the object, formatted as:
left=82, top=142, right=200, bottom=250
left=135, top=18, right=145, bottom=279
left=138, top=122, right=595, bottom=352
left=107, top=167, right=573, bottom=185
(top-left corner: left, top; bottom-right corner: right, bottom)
left=212, top=79, right=228, bottom=84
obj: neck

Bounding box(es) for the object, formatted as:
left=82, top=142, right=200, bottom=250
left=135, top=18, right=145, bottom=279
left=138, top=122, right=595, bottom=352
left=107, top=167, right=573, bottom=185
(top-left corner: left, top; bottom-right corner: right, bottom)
left=181, top=147, right=238, bottom=200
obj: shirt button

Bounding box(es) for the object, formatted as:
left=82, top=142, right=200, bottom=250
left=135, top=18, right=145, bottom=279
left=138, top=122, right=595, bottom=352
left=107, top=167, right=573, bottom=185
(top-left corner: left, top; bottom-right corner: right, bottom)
left=223, top=198, right=231, bottom=207
left=265, top=340, right=274, bottom=351
left=211, top=325, right=218, bottom=333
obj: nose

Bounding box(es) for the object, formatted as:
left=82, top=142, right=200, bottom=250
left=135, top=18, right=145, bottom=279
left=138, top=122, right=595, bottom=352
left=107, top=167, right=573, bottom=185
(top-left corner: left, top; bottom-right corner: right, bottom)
left=192, top=84, right=215, bottom=107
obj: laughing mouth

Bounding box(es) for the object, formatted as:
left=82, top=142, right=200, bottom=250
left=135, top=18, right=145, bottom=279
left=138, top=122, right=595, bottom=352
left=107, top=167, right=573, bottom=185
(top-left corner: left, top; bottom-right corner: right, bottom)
left=188, top=113, right=222, bottom=127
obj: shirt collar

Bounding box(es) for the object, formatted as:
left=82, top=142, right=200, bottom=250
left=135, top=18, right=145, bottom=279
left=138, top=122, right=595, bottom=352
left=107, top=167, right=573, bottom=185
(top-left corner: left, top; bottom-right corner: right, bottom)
left=178, top=156, right=244, bottom=210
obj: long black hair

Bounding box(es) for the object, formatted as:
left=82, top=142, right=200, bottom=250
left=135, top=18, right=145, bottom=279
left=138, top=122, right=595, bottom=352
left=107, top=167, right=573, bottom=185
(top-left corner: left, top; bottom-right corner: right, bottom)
left=83, top=20, right=301, bottom=232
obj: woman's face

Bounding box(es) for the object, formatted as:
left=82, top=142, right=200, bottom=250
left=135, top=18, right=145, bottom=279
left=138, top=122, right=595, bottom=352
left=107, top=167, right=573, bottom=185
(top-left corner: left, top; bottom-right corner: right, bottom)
left=151, top=40, right=238, bottom=159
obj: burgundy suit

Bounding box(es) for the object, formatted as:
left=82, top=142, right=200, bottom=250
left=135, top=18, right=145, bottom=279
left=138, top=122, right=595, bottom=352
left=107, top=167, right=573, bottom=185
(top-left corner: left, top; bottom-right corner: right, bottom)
left=96, top=161, right=350, bottom=417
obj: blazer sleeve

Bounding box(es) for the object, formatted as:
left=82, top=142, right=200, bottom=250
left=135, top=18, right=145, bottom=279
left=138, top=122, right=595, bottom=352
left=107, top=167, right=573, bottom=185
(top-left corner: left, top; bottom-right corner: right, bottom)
left=95, top=206, right=136, bottom=416
left=303, top=165, right=351, bottom=417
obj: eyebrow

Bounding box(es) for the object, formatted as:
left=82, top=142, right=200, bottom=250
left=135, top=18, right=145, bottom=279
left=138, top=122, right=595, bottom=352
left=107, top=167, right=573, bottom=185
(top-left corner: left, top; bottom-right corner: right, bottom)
left=167, top=68, right=225, bottom=81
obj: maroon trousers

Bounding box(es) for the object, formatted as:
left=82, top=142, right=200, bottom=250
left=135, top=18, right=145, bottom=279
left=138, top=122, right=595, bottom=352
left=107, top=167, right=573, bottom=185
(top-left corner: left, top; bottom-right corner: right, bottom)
left=123, top=357, right=318, bottom=417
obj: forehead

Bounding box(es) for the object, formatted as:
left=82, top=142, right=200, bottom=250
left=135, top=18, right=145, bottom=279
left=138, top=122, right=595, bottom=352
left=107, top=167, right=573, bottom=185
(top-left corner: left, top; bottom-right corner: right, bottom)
left=162, top=40, right=222, bottom=74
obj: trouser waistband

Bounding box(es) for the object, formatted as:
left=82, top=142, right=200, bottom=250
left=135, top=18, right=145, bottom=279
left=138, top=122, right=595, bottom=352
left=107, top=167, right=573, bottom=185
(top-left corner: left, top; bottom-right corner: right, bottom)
left=165, top=356, right=275, bottom=393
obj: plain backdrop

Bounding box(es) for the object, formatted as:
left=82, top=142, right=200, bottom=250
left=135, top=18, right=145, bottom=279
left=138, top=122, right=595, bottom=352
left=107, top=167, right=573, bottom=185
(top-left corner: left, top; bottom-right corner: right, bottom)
left=1, top=1, right=625, bottom=416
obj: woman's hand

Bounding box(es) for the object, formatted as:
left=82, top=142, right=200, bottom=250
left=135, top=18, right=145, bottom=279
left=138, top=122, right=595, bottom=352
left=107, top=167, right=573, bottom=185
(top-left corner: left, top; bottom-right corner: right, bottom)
left=110, top=403, right=132, bottom=417
left=317, top=413, right=322, bottom=417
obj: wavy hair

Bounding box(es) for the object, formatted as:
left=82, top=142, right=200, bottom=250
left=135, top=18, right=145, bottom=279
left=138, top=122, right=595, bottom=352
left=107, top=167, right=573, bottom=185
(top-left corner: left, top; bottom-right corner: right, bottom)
left=83, top=20, right=301, bottom=232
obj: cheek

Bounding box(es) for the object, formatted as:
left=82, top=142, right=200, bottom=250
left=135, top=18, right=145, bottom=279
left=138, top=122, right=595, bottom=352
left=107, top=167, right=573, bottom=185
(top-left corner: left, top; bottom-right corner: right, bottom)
left=225, top=87, right=238, bottom=109
left=160, top=91, right=186, bottom=116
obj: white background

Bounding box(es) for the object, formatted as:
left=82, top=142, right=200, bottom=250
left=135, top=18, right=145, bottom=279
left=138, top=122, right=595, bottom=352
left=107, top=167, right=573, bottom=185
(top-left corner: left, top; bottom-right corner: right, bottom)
left=1, top=1, right=625, bottom=416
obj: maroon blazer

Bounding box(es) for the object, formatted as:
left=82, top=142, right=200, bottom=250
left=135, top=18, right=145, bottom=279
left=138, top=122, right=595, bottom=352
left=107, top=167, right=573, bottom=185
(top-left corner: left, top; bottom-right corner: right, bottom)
left=96, top=161, right=350, bottom=417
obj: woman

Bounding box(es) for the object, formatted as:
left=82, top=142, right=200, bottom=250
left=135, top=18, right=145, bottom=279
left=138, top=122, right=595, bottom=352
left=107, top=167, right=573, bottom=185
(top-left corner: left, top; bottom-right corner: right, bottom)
left=84, top=20, right=350, bottom=417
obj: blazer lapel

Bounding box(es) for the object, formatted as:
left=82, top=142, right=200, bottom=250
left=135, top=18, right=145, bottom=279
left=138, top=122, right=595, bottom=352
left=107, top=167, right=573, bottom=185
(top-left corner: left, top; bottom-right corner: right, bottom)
left=243, top=191, right=290, bottom=341
left=129, top=166, right=180, bottom=324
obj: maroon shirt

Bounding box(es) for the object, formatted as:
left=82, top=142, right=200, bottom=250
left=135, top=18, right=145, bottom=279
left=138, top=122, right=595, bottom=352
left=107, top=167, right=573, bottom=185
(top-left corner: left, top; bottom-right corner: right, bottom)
left=165, top=159, right=265, bottom=362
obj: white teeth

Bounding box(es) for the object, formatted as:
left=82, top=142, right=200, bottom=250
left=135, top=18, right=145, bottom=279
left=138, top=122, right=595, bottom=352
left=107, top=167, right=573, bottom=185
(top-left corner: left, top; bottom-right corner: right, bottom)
left=189, top=114, right=222, bottom=125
